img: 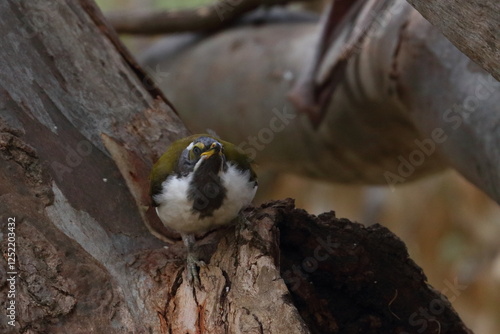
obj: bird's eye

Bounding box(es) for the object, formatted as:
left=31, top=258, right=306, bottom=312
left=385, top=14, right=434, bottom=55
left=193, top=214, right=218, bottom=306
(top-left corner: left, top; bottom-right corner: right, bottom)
left=192, top=146, right=202, bottom=155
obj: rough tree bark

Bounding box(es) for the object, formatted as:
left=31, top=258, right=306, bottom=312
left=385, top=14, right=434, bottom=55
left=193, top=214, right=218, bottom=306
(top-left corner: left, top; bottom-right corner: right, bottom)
left=0, top=0, right=187, bottom=332
left=0, top=0, right=474, bottom=333
left=406, top=0, right=500, bottom=81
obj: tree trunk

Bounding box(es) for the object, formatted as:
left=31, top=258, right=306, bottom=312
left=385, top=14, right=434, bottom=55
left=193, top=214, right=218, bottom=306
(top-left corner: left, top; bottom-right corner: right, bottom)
left=406, top=0, right=500, bottom=81
left=0, top=0, right=473, bottom=333
left=0, top=0, right=186, bottom=332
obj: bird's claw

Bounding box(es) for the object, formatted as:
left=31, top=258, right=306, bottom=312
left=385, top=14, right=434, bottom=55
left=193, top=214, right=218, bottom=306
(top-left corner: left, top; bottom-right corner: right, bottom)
left=235, top=213, right=251, bottom=234
left=186, top=253, right=205, bottom=287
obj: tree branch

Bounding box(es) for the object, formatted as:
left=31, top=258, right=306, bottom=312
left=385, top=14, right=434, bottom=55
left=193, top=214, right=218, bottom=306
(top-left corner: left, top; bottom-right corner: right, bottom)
left=145, top=199, right=473, bottom=333
left=406, top=0, right=500, bottom=81
left=106, top=0, right=311, bottom=35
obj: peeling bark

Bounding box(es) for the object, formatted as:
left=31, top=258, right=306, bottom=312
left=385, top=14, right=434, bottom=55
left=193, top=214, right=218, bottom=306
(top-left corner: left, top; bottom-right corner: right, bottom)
left=159, top=209, right=310, bottom=334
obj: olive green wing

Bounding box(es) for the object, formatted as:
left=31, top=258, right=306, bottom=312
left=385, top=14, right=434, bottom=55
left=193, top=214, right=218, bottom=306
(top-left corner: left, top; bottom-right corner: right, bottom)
left=220, top=138, right=257, bottom=183
left=149, top=134, right=200, bottom=205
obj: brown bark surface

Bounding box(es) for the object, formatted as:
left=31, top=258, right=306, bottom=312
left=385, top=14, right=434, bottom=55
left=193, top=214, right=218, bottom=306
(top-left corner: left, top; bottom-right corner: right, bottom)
left=0, top=0, right=186, bottom=332
left=277, top=199, right=472, bottom=333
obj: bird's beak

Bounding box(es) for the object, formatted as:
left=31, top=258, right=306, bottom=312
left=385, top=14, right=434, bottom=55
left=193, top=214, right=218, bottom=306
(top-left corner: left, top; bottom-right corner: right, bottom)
left=201, top=142, right=222, bottom=159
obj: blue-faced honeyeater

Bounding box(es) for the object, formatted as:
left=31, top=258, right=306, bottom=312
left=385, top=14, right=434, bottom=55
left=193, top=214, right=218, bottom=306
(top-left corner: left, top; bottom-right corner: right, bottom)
left=149, top=134, right=257, bottom=285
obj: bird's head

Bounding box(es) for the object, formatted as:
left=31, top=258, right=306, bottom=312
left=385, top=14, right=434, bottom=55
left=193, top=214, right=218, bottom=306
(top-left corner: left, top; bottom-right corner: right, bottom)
left=178, top=136, right=225, bottom=176
left=149, top=134, right=256, bottom=208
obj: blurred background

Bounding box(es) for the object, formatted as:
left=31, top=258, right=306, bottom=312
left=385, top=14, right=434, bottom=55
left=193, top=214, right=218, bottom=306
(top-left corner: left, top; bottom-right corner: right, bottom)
left=96, top=1, right=500, bottom=333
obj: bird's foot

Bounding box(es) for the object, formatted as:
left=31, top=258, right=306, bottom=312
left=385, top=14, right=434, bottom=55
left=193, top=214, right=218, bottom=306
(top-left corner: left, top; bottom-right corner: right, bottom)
left=186, top=253, right=206, bottom=288
left=234, top=212, right=251, bottom=234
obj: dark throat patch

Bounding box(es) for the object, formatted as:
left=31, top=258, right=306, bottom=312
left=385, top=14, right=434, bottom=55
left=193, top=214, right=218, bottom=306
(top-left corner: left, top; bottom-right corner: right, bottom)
left=188, top=155, right=227, bottom=218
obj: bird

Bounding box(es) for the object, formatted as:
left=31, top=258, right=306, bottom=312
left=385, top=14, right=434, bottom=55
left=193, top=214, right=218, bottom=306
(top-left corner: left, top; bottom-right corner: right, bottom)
left=149, top=134, right=258, bottom=286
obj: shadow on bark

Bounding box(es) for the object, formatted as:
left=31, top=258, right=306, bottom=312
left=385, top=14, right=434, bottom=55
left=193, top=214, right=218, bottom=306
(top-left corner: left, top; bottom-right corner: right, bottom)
left=270, top=199, right=471, bottom=333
